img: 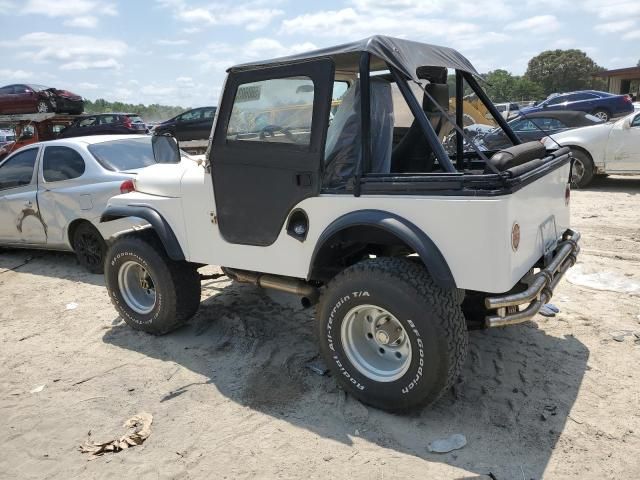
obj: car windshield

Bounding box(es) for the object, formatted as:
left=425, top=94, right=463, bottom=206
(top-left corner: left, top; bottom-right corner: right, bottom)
left=26, top=84, right=50, bottom=91
left=88, top=137, right=178, bottom=171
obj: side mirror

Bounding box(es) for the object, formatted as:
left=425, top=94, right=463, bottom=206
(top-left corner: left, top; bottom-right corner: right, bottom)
left=152, top=134, right=181, bottom=163
left=622, top=118, right=632, bottom=129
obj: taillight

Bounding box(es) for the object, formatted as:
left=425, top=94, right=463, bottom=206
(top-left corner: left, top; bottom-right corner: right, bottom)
left=120, top=179, right=135, bottom=194
left=565, top=183, right=570, bottom=206
left=623, top=95, right=632, bottom=104
left=123, top=116, right=132, bottom=128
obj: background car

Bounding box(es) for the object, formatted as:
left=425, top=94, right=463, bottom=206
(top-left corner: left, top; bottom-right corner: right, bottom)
left=0, top=129, right=15, bottom=147
left=57, top=113, right=147, bottom=138
left=520, top=90, right=633, bottom=122
left=494, top=102, right=520, bottom=120
left=0, top=135, right=193, bottom=272
left=482, top=110, right=603, bottom=150
left=543, top=111, right=640, bottom=187
left=0, top=117, right=77, bottom=161
left=0, top=84, right=84, bottom=114
left=154, top=106, right=216, bottom=141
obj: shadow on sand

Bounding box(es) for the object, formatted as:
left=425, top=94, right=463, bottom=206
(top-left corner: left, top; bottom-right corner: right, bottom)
left=103, top=279, right=589, bottom=479
left=0, top=249, right=104, bottom=286
left=586, top=175, right=640, bottom=194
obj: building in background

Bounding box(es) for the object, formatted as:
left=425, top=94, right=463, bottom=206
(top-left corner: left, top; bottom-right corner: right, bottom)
left=594, top=66, right=640, bottom=101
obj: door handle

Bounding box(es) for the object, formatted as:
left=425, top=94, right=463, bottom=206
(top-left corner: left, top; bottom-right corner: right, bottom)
left=295, top=172, right=312, bottom=187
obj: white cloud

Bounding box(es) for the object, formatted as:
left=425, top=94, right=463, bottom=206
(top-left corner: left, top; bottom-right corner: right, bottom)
left=60, top=58, right=122, bottom=70
left=504, top=15, right=560, bottom=34
left=63, top=16, right=98, bottom=28
left=585, top=0, right=640, bottom=19
left=1, top=32, right=127, bottom=73
left=189, top=38, right=318, bottom=72
left=0, top=68, right=34, bottom=80
left=23, top=0, right=116, bottom=17
left=78, top=82, right=99, bottom=89
left=157, top=0, right=284, bottom=31
left=9, top=32, right=127, bottom=62
left=155, top=39, right=190, bottom=46
left=596, top=20, right=635, bottom=34
left=22, top=0, right=116, bottom=28
left=623, top=30, right=640, bottom=39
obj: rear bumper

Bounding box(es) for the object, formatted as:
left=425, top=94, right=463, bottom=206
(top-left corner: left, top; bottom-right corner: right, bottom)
left=484, top=229, right=581, bottom=328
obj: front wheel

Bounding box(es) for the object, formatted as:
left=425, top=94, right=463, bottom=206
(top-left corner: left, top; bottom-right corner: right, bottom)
left=317, top=258, right=468, bottom=411
left=105, top=236, right=201, bottom=335
left=570, top=149, right=594, bottom=188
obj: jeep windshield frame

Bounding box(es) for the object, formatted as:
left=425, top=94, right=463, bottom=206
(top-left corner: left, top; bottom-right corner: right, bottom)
left=226, top=35, right=569, bottom=197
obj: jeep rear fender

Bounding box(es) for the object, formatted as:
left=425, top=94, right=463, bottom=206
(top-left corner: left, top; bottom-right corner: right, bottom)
left=100, top=205, right=185, bottom=261
left=309, top=209, right=456, bottom=289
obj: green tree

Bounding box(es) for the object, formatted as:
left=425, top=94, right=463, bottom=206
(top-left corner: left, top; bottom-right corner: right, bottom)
left=525, top=49, right=605, bottom=96
left=83, top=98, right=187, bottom=122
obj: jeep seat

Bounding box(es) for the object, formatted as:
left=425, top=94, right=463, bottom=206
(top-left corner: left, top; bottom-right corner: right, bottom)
left=391, top=66, right=450, bottom=173
left=323, top=78, right=394, bottom=187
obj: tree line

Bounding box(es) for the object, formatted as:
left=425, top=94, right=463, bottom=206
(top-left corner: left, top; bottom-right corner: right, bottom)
left=83, top=98, right=186, bottom=122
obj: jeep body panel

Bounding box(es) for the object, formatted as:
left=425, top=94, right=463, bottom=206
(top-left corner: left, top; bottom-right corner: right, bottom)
left=109, top=158, right=569, bottom=294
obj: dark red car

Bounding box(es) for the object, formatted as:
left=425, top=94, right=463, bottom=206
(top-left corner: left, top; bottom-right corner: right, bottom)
left=0, top=84, right=84, bottom=114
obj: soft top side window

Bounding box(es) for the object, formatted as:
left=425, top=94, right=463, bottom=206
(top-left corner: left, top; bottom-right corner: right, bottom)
left=226, top=76, right=315, bottom=146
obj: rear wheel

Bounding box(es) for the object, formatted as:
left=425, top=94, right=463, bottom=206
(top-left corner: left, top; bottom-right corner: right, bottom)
left=317, top=257, right=467, bottom=411
left=591, top=108, right=610, bottom=122
left=105, top=236, right=201, bottom=335
left=72, top=222, right=107, bottom=274
left=570, top=149, right=594, bottom=188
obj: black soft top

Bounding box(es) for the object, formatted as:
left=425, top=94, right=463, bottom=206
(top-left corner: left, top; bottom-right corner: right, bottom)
left=229, top=35, right=478, bottom=81
left=517, top=110, right=601, bottom=127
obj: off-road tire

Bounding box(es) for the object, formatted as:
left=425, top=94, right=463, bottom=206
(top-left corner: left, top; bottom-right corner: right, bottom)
left=72, top=222, right=107, bottom=274
left=105, top=236, right=201, bottom=335
left=317, top=257, right=468, bottom=411
left=570, top=149, right=594, bottom=189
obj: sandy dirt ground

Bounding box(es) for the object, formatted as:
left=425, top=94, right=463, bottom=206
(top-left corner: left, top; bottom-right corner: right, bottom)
left=0, top=176, right=639, bottom=480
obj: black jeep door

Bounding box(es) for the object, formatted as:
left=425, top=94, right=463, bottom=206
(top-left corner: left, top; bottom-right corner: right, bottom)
left=210, top=59, right=334, bottom=246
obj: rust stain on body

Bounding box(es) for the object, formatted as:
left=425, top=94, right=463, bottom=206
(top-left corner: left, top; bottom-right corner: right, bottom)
left=16, top=207, right=48, bottom=235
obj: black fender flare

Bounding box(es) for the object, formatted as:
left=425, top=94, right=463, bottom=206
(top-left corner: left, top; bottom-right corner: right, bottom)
left=308, top=209, right=456, bottom=289
left=100, top=205, right=185, bottom=261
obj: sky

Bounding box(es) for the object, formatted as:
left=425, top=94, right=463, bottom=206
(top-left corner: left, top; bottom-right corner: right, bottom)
left=0, top=0, right=639, bottom=108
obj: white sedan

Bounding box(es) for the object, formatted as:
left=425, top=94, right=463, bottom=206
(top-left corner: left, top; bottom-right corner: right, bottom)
left=543, top=111, right=640, bottom=187
left=0, top=135, right=193, bottom=272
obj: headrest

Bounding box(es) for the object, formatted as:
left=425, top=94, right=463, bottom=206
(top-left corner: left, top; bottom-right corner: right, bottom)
left=416, top=66, right=447, bottom=84
left=423, top=83, right=450, bottom=113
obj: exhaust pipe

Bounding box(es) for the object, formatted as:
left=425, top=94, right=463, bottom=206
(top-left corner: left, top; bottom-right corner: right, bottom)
left=225, top=268, right=319, bottom=308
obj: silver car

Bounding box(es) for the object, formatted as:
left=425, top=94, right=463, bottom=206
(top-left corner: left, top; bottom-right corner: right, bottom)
left=0, top=135, right=188, bottom=273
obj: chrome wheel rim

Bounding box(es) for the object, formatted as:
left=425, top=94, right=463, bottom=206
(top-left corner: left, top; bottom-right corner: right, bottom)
left=118, top=261, right=156, bottom=314
left=593, top=111, right=608, bottom=121
left=572, top=158, right=585, bottom=185
left=340, top=304, right=412, bottom=382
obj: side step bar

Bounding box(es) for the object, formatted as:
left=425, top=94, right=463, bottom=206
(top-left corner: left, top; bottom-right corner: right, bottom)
left=485, top=229, right=581, bottom=328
